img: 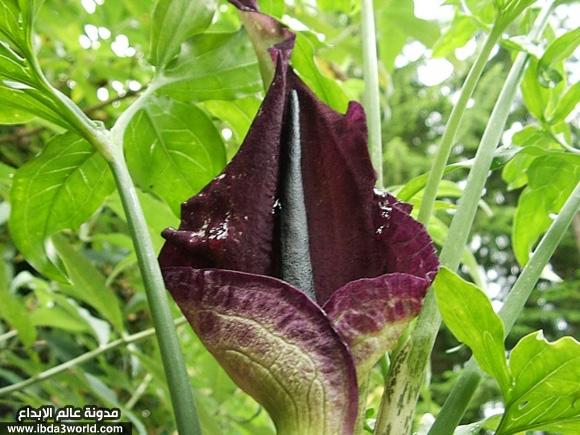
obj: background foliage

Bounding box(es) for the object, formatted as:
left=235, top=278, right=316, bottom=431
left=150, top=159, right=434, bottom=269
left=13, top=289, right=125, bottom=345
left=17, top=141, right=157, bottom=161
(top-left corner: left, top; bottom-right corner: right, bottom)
left=0, top=0, right=578, bottom=433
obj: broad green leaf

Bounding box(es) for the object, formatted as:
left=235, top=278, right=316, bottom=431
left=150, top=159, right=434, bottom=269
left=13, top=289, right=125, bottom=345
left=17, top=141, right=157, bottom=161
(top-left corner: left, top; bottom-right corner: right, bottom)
left=158, top=31, right=261, bottom=101
left=9, top=133, right=114, bottom=280
left=0, top=85, right=67, bottom=128
left=495, top=0, right=536, bottom=30
left=0, top=288, right=36, bottom=346
left=292, top=32, right=349, bottom=112
left=521, top=58, right=549, bottom=120
left=107, top=190, right=178, bottom=253
left=513, top=153, right=580, bottom=265
left=455, top=415, right=502, bottom=434
left=260, top=0, right=285, bottom=17
left=434, top=267, right=511, bottom=393
left=549, top=81, right=580, bottom=123
left=0, top=105, right=35, bottom=124
left=497, top=332, right=580, bottom=435
left=0, top=245, right=36, bottom=346
left=538, top=27, right=580, bottom=83
left=432, top=14, right=479, bottom=58
left=149, top=0, right=216, bottom=67
left=52, top=236, right=125, bottom=334
left=125, top=96, right=226, bottom=215
left=317, top=0, right=352, bottom=13
left=203, top=96, right=260, bottom=145
left=377, top=0, right=440, bottom=69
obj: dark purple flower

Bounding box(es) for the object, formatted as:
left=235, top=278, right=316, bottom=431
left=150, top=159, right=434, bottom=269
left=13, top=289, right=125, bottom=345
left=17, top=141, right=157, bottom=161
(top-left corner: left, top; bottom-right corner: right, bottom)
left=159, top=1, right=438, bottom=433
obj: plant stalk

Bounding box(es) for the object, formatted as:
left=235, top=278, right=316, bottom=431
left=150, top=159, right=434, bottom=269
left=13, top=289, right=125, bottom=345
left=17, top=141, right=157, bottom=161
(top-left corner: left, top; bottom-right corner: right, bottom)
left=109, top=151, right=201, bottom=435
left=361, top=0, right=383, bottom=187
left=416, top=23, right=501, bottom=225
left=430, top=181, right=579, bottom=435
left=373, top=3, right=554, bottom=434
left=0, top=318, right=187, bottom=397
left=28, top=58, right=201, bottom=434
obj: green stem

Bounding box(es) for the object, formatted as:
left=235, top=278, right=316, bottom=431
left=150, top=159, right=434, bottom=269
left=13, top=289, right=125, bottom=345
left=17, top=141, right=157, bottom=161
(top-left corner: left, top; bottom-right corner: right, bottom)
left=417, top=23, right=502, bottom=225
left=430, top=181, right=579, bottom=435
left=109, top=152, right=201, bottom=435
left=0, top=318, right=187, bottom=397
left=361, top=0, right=383, bottom=187
left=28, top=57, right=201, bottom=434
left=374, top=4, right=554, bottom=434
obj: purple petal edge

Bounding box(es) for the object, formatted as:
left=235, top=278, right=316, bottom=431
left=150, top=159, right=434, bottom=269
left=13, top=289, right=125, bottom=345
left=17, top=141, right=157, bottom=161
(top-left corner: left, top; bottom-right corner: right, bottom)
left=163, top=266, right=359, bottom=435
left=324, top=272, right=429, bottom=377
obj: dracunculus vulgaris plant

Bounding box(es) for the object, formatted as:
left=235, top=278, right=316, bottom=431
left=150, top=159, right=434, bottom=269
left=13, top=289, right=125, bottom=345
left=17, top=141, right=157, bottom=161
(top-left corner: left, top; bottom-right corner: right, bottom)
left=158, top=1, right=439, bottom=434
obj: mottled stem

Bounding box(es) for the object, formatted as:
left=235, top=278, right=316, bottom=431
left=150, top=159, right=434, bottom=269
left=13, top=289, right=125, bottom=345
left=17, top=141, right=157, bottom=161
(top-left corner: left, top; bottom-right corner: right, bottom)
left=374, top=3, right=554, bottom=434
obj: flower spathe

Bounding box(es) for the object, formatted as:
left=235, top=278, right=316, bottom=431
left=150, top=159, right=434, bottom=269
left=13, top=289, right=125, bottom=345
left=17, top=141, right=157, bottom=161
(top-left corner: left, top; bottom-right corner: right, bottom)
left=159, top=1, right=439, bottom=434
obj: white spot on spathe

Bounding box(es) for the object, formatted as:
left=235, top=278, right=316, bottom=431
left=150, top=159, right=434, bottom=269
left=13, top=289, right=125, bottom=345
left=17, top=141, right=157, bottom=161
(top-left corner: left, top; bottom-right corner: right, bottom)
left=418, top=58, right=454, bottom=86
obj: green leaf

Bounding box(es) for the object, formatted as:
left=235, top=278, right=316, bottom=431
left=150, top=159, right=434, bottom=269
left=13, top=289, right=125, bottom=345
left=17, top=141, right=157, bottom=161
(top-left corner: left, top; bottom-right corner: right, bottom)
left=0, top=105, right=35, bottom=124
left=203, top=96, right=260, bottom=145
left=377, top=0, right=440, bottom=69
left=260, top=0, right=285, bottom=17
left=495, top=0, right=536, bottom=30
left=455, top=415, right=502, bottom=434
left=149, top=0, right=216, bottom=67
left=0, top=84, right=67, bottom=128
left=0, top=246, right=36, bottom=346
left=521, top=57, right=549, bottom=120
left=291, top=32, right=349, bottom=112
left=125, top=96, right=226, bottom=215
left=107, top=190, right=178, bottom=253
left=317, top=0, right=352, bottom=13
left=434, top=267, right=511, bottom=393
left=513, top=153, right=580, bottom=265
left=52, top=236, right=125, bottom=334
left=9, top=133, right=114, bottom=280
left=432, top=14, right=479, bottom=58
left=158, top=31, right=261, bottom=101
left=549, top=81, right=580, bottom=123
left=497, top=332, right=580, bottom=435
left=538, top=27, right=580, bottom=83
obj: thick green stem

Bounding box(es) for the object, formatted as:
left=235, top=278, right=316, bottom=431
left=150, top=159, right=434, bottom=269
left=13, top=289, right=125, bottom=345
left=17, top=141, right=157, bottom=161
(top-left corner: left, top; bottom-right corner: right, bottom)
left=417, top=24, right=501, bottom=225
left=109, top=151, right=201, bottom=435
left=374, top=4, right=554, bottom=434
left=430, top=181, right=579, bottom=435
left=361, top=0, right=383, bottom=187
left=0, top=318, right=187, bottom=397
left=14, top=14, right=202, bottom=434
